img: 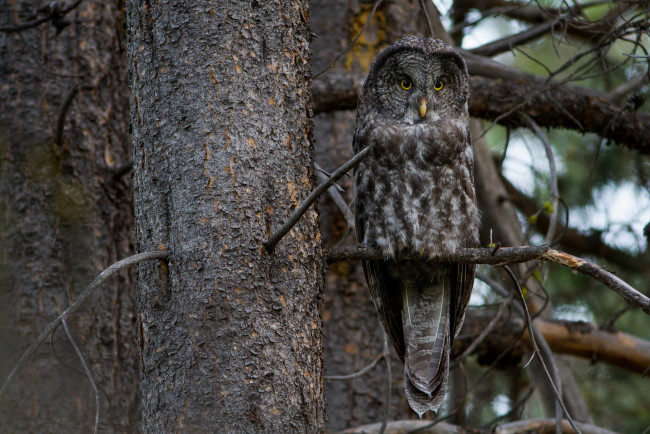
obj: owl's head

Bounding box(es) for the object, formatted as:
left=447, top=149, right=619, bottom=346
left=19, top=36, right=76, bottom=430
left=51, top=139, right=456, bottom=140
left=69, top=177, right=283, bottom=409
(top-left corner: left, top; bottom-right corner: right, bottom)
left=361, top=37, right=469, bottom=124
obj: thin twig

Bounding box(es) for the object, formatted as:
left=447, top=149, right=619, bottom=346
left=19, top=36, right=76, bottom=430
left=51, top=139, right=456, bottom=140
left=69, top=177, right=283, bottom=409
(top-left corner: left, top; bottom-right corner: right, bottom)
left=314, top=164, right=355, bottom=233
left=324, top=351, right=385, bottom=381
left=54, top=86, right=79, bottom=148
left=501, top=266, right=580, bottom=433
left=469, top=19, right=561, bottom=57
left=0, top=0, right=85, bottom=33
left=62, top=318, right=99, bottom=434
left=601, top=302, right=635, bottom=331
left=525, top=116, right=559, bottom=246
left=313, top=0, right=382, bottom=79
left=417, top=0, right=435, bottom=38
left=379, top=331, right=391, bottom=434
left=0, top=251, right=168, bottom=400
left=264, top=147, right=369, bottom=252
left=455, top=294, right=514, bottom=362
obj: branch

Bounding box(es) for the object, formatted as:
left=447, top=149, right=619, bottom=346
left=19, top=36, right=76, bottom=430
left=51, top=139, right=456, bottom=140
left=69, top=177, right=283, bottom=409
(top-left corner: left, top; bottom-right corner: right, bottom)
left=311, top=73, right=650, bottom=151
left=0, top=0, right=85, bottom=33
left=0, top=251, right=168, bottom=400
left=54, top=86, right=79, bottom=148
left=338, top=418, right=617, bottom=434
left=534, top=318, right=650, bottom=375
left=62, top=318, right=99, bottom=434
left=468, top=75, right=650, bottom=152
left=311, top=71, right=364, bottom=114
left=264, top=147, right=369, bottom=252
left=468, top=19, right=560, bottom=57
left=496, top=418, right=618, bottom=434
left=326, top=245, right=650, bottom=315
left=500, top=175, right=648, bottom=273
left=458, top=311, right=650, bottom=375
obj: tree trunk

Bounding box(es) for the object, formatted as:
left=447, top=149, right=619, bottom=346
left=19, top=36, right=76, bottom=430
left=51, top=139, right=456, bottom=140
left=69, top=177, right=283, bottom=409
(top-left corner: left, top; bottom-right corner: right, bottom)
left=127, top=0, right=324, bottom=431
left=0, top=0, right=137, bottom=431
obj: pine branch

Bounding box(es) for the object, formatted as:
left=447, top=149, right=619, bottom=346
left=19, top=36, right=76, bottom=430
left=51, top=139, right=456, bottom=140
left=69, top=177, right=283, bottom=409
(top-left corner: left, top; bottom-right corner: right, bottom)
left=326, top=245, right=650, bottom=315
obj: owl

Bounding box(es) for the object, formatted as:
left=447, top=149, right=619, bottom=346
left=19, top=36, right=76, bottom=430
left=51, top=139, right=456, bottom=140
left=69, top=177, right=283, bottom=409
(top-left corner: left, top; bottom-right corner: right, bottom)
left=353, top=37, right=480, bottom=416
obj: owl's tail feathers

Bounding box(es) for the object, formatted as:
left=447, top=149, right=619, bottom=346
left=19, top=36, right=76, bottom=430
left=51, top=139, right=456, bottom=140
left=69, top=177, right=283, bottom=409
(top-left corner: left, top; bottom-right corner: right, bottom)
left=401, top=274, right=451, bottom=417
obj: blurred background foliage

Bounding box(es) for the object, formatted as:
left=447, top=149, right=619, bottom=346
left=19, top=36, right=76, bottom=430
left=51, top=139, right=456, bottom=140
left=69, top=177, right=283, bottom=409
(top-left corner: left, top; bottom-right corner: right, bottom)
left=445, top=0, right=650, bottom=430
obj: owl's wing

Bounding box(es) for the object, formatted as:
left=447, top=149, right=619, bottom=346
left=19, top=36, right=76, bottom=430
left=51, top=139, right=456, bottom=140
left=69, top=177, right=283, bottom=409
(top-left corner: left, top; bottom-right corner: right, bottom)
left=450, top=261, right=475, bottom=340
left=361, top=257, right=406, bottom=359
left=355, top=202, right=406, bottom=358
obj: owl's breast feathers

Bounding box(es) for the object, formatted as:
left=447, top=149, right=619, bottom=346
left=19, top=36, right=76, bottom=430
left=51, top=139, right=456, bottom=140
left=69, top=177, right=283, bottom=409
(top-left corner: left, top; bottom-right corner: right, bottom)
left=354, top=114, right=479, bottom=415
left=354, top=115, right=479, bottom=259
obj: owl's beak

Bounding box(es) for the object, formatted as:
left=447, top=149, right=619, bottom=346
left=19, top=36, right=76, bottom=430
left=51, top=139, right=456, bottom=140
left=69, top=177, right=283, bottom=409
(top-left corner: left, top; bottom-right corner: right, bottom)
left=419, top=97, right=428, bottom=118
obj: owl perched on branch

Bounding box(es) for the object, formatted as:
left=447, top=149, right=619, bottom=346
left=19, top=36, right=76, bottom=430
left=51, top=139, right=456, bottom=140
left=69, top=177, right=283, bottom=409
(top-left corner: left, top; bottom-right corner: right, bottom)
left=353, top=37, right=480, bottom=416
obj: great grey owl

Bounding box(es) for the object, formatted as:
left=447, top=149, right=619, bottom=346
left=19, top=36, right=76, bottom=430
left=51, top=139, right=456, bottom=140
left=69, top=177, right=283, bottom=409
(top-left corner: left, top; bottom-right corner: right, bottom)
left=353, top=36, right=480, bottom=416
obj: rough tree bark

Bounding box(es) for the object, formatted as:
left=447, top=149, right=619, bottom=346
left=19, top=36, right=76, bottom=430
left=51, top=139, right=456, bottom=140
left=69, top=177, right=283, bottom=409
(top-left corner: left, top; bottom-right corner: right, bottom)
left=0, top=0, right=137, bottom=431
left=127, top=0, right=324, bottom=431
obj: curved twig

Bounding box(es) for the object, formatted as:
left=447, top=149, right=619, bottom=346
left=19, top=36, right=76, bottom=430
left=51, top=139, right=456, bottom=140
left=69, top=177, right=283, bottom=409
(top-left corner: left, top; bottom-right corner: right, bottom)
left=501, top=266, right=577, bottom=433
left=324, top=351, right=385, bottom=381
left=62, top=318, right=99, bottom=434
left=0, top=0, right=85, bottom=33
left=264, top=147, right=369, bottom=252
left=54, top=86, right=79, bottom=148
left=0, top=251, right=169, bottom=400
left=312, top=0, right=383, bottom=79
left=525, top=116, right=559, bottom=246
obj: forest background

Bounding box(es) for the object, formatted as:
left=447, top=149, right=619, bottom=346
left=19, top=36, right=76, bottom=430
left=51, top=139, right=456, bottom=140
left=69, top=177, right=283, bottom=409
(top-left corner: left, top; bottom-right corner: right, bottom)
left=1, top=0, right=649, bottom=432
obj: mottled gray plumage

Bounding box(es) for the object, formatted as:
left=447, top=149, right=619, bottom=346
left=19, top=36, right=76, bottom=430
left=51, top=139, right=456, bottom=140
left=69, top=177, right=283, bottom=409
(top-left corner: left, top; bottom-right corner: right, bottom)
left=353, top=37, right=480, bottom=416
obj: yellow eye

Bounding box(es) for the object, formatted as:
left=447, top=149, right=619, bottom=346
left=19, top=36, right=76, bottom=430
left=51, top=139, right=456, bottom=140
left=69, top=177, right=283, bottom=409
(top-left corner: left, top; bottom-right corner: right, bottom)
left=400, top=80, right=412, bottom=90
left=434, top=80, right=443, bottom=91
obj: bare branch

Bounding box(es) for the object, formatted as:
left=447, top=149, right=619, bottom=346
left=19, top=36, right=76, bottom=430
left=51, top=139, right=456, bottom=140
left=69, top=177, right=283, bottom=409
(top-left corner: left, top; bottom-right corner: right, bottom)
left=469, top=19, right=560, bottom=57
left=264, top=147, right=369, bottom=252
left=62, top=318, right=99, bottom=434
left=496, top=418, right=618, bottom=434
left=0, top=251, right=168, bottom=400
left=0, top=0, right=85, bottom=33
left=326, top=245, right=650, bottom=314
left=468, top=76, right=650, bottom=151
left=525, top=116, right=559, bottom=245
left=54, top=86, right=79, bottom=148
left=324, top=351, right=386, bottom=381
left=337, top=418, right=617, bottom=434
left=459, top=309, right=650, bottom=375
left=534, top=318, right=650, bottom=375
left=312, top=73, right=650, bottom=151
